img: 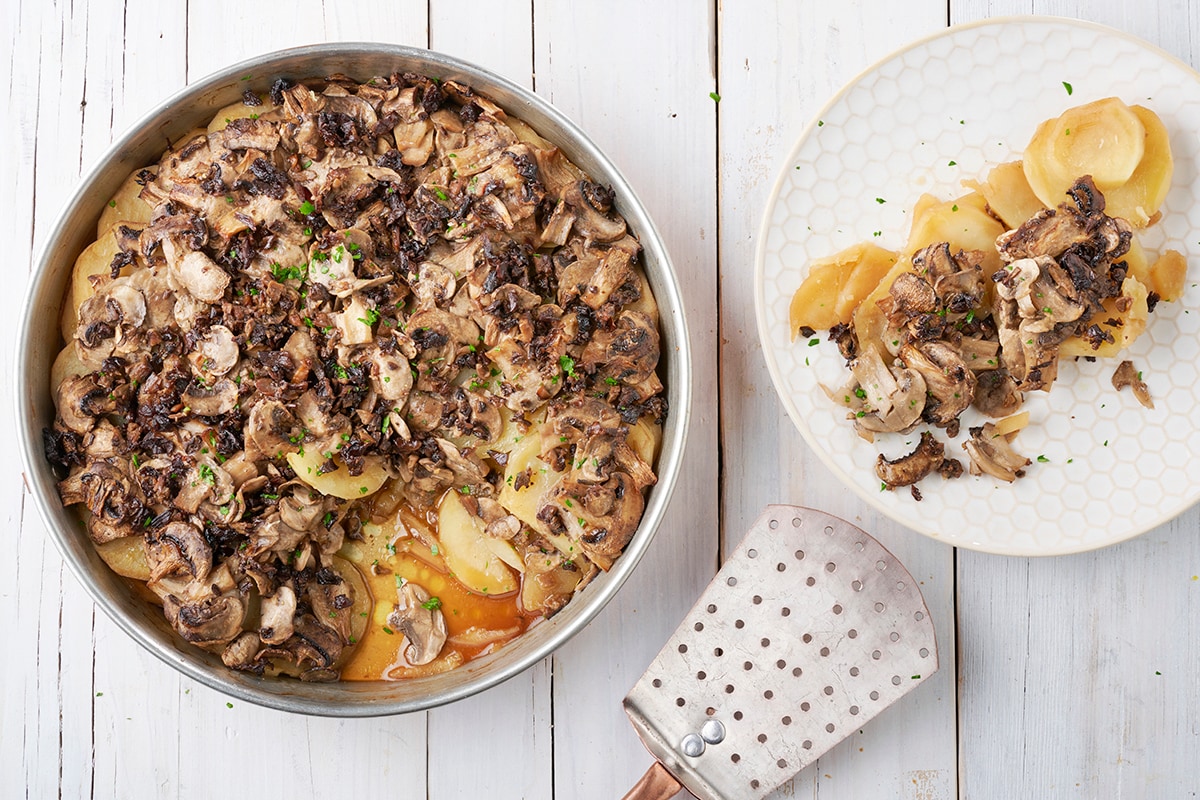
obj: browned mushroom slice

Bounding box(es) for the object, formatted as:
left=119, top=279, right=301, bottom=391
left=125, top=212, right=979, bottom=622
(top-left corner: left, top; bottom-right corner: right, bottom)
left=386, top=581, right=448, bottom=666
left=181, top=378, right=238, bottom=417
left=563, top=181, right=627, bottom=243
left=899, top=341, right=976, bottom=426
left=163, top=591, right=246, bottom=646
left=145, top=521, right=212, bottom=582
left=962, top=423, right=1032, bottom=482
left=57, top=459, right=144, bottom=543
left=912, top=242, right=985, bottom=313
left=848, top=345, right=927, bottom=436
left=876, top=432, right=945, bottom=488
left=222, top=631, right=264, bottom=672
left=973, top=370, right=1024, bottom=417
left=1112, top=360, right=1154, bottom=409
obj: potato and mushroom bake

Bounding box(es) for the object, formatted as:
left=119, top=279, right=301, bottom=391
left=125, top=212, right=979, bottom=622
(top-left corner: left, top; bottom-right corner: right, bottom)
left=790, top=98, right=1186, bottom=495
left=44, top=72, right=665, bottom=681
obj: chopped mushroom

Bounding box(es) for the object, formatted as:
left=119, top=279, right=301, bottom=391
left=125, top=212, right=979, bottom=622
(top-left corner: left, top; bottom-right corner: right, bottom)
left=876, top=432, right=946, bottom=487
left=962, top=423, right=1032, bottom=482
left=1112, top=360, right=1154, bottom=409
left=387, top=581, right=448, bottom=666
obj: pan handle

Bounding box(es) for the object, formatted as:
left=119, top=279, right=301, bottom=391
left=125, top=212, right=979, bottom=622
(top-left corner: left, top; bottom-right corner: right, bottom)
left=620, top=761, right=683, bottom=800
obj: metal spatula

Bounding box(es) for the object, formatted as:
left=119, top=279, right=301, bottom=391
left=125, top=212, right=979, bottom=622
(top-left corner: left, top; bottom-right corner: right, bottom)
left=621, top=505, right=938, bottom=800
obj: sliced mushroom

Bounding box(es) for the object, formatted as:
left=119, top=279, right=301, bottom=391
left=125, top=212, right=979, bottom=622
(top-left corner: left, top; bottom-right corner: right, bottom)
left=259, top=585, right=298, bottom=645
left=876, top=432, right=945, bottom=487
left=1112, top=360, right=1154, bottom=409
left=563, top=181, right=627, bottom=243
left=146, top=521, right=213, bottom=582
left=973, top=370, right=1023, bottom=417
left=163, top=592, right=246, bottom=646
left=244, top=399, right=302, bottom=461
left=222, top=631, right=264, bottom=671
left=387, top=581, right=448, bottom=666
left=366, top=343, right=414, bottom=403
left=170, top=250, right=230, bottom=304
left=849, top=345, right=928, bottom=436
left=182, top=378, right=238, bottom=416
left=900, top=341, right=976, bottom=426
left=190, top=324, right=239, bottom=377
left=962, top=423, right=1032, bottom=482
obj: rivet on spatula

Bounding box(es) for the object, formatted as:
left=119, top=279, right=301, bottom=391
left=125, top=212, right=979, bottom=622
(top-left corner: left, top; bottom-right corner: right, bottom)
left=700, top=719, right=725, bottom=744
left=680, top=733, right=705, bottom=757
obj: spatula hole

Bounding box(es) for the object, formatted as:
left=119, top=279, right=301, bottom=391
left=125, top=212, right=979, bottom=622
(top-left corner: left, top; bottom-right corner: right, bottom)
left=875, top=602, right=885, bottom=612
left=920, top=647, right=930, bottom=658
left=694, top=623, right=704, bottom=632
left=760, top=638, right=771, bottom=648
left=819, top=647, right=830, bottom=657
left=706, top=604, right=717, bottom=613
left=892, top=675, right=902, bottom=685
left=743, top=661, right=753, bottom=671
left=731, top=754, right=740, bottom=763
left=802, top=740, right=813, bottom=750
left=914, top=611, right=925, bottom=621
left=752, top=595, right=762, bottom=605
left=825, top=723, right=835, bottom=733
left=713, top=648, right=723, bottom=657
left=870, top=691, right=880, bottom=700
left=872, top=650, right=881, bottom=660
left=757, top=734, right=768, bottom=743
left=876, top=560, right=887, bottom=571
left=824, top=525, right=833, bottom=535
left=896, top=581, right=906, bottom=590
left=727, top=577, right=737, bottom=587
left=776, top=563, right=786, bottom=572
left=793, top=668, right=803, bottom=678
left=776, top=659, right=786, bottom=669
left=764, top=690, right=774, bottom=699
left=850, top=705, right=860, bottom=715
left=794, top=549, right=805, bottom=560
left=791, top=517, right=801, bottom=527
left=849, top=666, right=860, bottom=676
left=823, top=685, right=834, bottom=695
left=805, top=577, right=816, bottom=587
left=852, top=580, right=863, bottom=591
left=848, top=629, right=858, bottom=639
left=734, top=710, right=744, bottom=721
left=890, top=632, right=900, bottom=642
left=725, top=685, right=734, bottom=694
left=678, top=644, right=688, bottom=654
left=832, top=604, right=843, bottom=614
left=777, top=759, right=788, bottom=769
left=735, top=619, right=745, bottom=629
left=751, top=779, right=761, bottom=789
left=825, top=561, right=837, bottom=573
left=802, top=633, right=812, bottom=643
left=855, top=541, right=865, bottom=551
left=769, top=519, right=779, bottom=529
left=801, top=701, right=810, bottom=711
left=652, top=679, right=662, bottom=688
left=747, top=548, right=758, bottom=558
left=782, top=716, right=792, bottom=725
left=696, top=671, right=707, bottom=680
left=781, top=607, right=791, bottom=617
left=676, top=697, right=686, bottom=706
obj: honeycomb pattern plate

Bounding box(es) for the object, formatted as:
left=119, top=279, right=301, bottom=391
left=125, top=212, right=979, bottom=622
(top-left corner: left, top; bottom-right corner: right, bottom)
left=754, top=17, right=1200, bottom=556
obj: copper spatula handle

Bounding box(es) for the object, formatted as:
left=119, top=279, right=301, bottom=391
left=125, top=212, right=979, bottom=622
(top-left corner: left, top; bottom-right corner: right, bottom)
left=621, top=761, right=683, bottom=800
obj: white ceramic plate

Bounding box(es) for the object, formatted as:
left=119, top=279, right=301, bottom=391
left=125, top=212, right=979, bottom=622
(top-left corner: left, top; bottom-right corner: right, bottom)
left=755, top=17, right=1200, bottom=556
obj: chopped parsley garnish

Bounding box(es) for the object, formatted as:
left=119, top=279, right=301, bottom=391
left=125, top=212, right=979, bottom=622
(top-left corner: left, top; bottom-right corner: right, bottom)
left=559, top=354, right=577, bottom=378
left=709, top=91, right=721, bottom=102
left=1062, top=81, right=1074, bottom=95
left=421, top=596, right=442, bottom=611
left=299, top=200, right=316, bottom=215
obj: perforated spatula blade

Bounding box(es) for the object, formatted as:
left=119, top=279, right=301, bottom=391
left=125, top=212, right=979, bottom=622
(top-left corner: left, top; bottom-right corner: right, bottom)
left=621, top=505, right=938, bottom=800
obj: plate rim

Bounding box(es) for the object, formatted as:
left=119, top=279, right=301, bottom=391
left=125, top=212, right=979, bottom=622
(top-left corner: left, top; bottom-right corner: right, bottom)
left=753, top=14, right=1200, bottom=557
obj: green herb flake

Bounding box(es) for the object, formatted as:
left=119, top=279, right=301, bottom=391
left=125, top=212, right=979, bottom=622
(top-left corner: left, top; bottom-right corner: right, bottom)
left=559, top=354, right=577, bottom=378
left=421, top=596, right=442, bottom=611
left=108, top=200, right=117, bottom=208
left=807, top=338, right=820, bottom=347
left=948, top=160, right=957, bottom=166
left=1063, top=81, right=1074, bottom=95
left=1036, top=455, right=1049, bottom=463
left=709, top=91, right=721, bottom=102
left=299, top=200, right=315, bottom=215
left=875, top=197, right=886, bottom=204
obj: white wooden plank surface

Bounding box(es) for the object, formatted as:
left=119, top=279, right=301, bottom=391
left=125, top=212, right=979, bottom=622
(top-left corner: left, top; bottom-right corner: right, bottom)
left=4, top=1, right=1200, bottom=799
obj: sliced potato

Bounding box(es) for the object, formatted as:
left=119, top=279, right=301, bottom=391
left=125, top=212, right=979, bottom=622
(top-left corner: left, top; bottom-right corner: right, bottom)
left=1061, top=276, right=1149, bottom=358
left=1146, top=249, right=1187, bottom=302
left=50, top=342, right=87, bottom=401
left=788, top=248, right=857, bottom=333
left=208, top=100, right=264, bottom=134
left=833, top=244, right=900, bottom=322
left=904, top=192, right=1005, bottom=283
left=96, top=169, right=154, bottom=236
left=95, top=536, right=151, bottom=581
left=287, top=449, right=389, bottom=500
left=627, top=417, right=662, bottom=467
left=61, top=224, right=132, bottom=342
left=1103, top=105, right=1173, bottom=227
left=437, top=490, right=518, bottom=595
left=963, top=160, right=1046, bottom=230
left=1026, top=97, right=1145, bottom=196
left=851, top=256, right=913, bottom=357
left=497, top=427, right=559, bottom=534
